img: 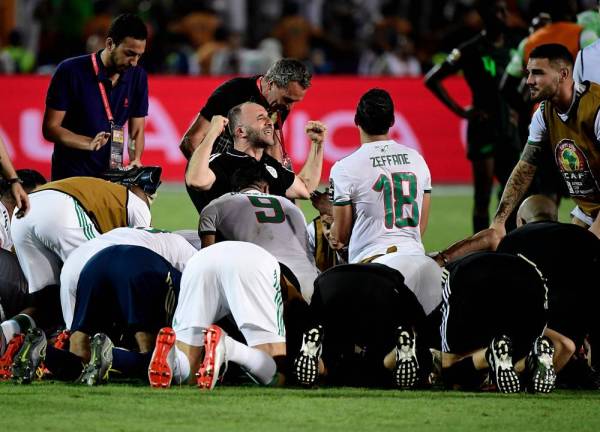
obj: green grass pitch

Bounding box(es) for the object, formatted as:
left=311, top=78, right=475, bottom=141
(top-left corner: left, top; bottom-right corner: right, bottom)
left=2, top=184, right=598, bottom=431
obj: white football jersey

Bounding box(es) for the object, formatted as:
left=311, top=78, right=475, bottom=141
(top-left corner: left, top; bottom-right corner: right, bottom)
left=0, top=201, right=12, bottom=251
left=60, top=227, right=197, bottom=329
left=200, top=190, right=318, bottom=302
left=330, top=140, right=431, bottom=263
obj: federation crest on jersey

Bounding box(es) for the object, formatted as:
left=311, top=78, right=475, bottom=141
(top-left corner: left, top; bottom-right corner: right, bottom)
left=554, top=139, right=600, bottom=196
left=556, top=140, right=585, bottom=172
left=265, top=164, right=278, bottom=179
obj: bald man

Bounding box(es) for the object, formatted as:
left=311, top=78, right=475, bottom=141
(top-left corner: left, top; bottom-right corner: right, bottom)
left=515, top=194, right=558, bottom=226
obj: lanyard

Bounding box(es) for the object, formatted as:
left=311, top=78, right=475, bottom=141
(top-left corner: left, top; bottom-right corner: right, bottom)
left=91, top=53, right=114, bottom=124
left=256, top=77, right=287, bottom=158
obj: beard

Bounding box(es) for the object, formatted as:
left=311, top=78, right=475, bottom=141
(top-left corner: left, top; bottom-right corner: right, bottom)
left=529, top=83, right=557, bottom=103
left=110, top=50, right=129, bottom=73
left=245, top=126, right=274, bottom=148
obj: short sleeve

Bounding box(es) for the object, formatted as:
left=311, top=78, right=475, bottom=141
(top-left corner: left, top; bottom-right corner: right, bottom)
left=0, top=224, right=12, bottom=251
left=421, top=157, right=432, bottom=192
left=199, top=201, right=218, bottom=234
left=306, top=221, right=316, bottom=256
left=127, top=192, right=152, bottom=227
left=527, top=106, right=547, bottom=143
left=330, top=162, right=352, bottom=206
left=129, top=69, right=149, bottom=117
left=45, top=61, right=72, bottom=111
left=262, top=156, right=294, bottom=196
left=200, top=79, right=239, bottom=119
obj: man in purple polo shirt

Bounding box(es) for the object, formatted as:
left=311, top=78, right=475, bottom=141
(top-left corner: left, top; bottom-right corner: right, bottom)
left=42, top=14, right=149, bottom=180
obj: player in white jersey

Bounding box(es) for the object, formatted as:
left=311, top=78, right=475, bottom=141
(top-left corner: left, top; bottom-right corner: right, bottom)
left=199, top=162, right=318, bottom=302
left=11, top=173, right=158, bottom=295
left=60, top=227, right=198, bottom=329
left=329, top=88, right=432, bottom=264
left=148, top=241, right=286, bottom=390
left=574, top=38, right=600, bottom=84
left=0, top=170, right=46, bottom=252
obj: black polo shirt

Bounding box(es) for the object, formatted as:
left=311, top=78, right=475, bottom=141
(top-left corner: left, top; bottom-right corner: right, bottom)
left=199, top=76, right=290, bottom=154
left=45, top=50, right=149, bottom=180
left=187, top=149, right=295, bottom=214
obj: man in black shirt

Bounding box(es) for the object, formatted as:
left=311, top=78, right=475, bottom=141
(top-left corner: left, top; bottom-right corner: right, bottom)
left=179, top=58, right=311, bottom=165
left=440, top=251, right=551, bottom=393
left=293, top=263, right=429, bottom=389
left=424, top=1, right=520, bottom=233
left=496, top=198, right=600, bottom=387
left=186, top=102, right=326, bottom=213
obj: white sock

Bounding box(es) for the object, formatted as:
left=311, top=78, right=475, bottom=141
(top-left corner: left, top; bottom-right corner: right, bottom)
left=1, top=320, right=20, bottom=348
left=171, top=345, right=191, bottom=384
left=224, top=336, right=277, bottom=385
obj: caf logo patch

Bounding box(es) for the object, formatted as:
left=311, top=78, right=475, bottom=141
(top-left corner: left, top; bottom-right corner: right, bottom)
left=555, top=140, right=585, bottom=172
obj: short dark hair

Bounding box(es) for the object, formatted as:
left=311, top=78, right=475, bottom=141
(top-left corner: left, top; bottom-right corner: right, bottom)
left=231, top=162, right=270, bottom=192
left=0, top=169, right=46, bottom=197
left=264, top=58, right=312, bottom=89
left=17, top=169, right=46, bottom=192
left=354, top=88, right=395, bottom=135
left=107, top=13, right=147, bottom=46
left=529, top=43, right=574, bottom=67
left=227, top=102, right=254, bottom=138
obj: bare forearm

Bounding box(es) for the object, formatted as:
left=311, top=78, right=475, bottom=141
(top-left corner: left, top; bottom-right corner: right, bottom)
left=128, top=128, right=144, bottom=162
left=43, top=125, right=95, bottom=150
left=0, top=141, right=17, bottom=178
left=493, top=160, right=537, bottom=224
left=298, top=142, right=324, bottom=193
left=185, top=131, right=218, bottom=188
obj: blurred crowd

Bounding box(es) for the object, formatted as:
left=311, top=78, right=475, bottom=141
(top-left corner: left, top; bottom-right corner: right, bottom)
left=0, top=0, right=599, bottom=76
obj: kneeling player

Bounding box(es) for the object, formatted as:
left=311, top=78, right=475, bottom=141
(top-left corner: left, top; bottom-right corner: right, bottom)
left=14, top=246, right=183, bottom=385
left=148, top=241, right=286, bottom=390
left=440, top=252, right=553, bottom=393
left=293, top=263, right=432, bottom=389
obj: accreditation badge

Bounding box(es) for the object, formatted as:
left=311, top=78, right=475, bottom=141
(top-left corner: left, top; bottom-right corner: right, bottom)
left=111, top=124, right=125, bottom=145
left=110, top=124, right=125, bottom=169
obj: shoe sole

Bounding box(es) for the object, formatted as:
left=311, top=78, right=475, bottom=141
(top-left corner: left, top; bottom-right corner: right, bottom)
left=488, top=337, right=520, bottom=394
left=530, top=338, right=556, bottom=394
left=294, top=327, right=323, bottom=386
left=148, top=328, right=177, bottom=389
left=197, top=326, right=225, bottom=390
left=11, top=330, right=46, bottom=384
left=0, top=335, right=25, bottom=381
left=394, top=329, right=419, bottom=389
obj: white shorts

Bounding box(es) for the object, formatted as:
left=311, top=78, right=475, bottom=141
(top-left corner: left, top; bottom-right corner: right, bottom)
left=173, top=241, right=286, bottom=347
left=571, top=206, right=594, bottom=227
left=60, top=239, right=116, bottom=329
left=373, top=253, right=442, bottom=315
left=11, top=191, right=100, bottom=293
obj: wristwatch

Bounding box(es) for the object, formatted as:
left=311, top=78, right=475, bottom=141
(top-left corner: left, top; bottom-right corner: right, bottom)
left=6, top=177, right=23, bottom=185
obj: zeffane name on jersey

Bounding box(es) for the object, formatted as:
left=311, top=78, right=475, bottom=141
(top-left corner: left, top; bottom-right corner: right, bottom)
left=370, top=153, right=410, bottom=168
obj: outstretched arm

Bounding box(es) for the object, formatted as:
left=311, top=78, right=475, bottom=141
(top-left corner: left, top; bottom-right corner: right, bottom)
left=490, top=158, right=537, bottom=236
